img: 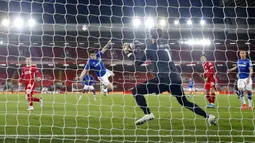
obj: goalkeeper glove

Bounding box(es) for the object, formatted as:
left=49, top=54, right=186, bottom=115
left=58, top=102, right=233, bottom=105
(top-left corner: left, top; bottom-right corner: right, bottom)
left=122, top=43, right=133, bottom=57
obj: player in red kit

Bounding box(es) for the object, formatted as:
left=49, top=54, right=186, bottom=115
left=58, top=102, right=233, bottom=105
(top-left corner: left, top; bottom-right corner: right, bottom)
left=201, top=55, right=217, bottom=108
left=19, top=57, right=43, bottom=111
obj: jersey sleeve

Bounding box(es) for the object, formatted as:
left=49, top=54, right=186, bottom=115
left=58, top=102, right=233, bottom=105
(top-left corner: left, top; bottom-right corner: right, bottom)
left=96, top=51, right=103, bottom=58
left=19, top=67, right=24, bottom=83
left=248, top=60, right=252, bottom=68
left=34, top=66, right=42, bottom=78
left=84, top=60, right=90, bottom=70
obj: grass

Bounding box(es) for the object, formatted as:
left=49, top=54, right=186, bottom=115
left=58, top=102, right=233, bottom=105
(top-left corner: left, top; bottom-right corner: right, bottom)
left=0, top=93, right=254, bottom=142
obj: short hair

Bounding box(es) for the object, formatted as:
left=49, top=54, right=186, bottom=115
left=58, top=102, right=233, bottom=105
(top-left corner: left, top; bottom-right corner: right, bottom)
left=200, top=54, right=207, bottom=59
left=88, top=48, right=97, bottom=54
left=150, top=27, right=163, bottom=39
left=239, top=50, right=246, bottom=52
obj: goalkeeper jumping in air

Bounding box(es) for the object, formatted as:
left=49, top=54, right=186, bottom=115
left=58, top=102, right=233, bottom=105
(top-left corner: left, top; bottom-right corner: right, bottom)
left=19, top=57, right=43, bottom=111
left=78, top=40, right=114, bottom=95
left=123, top=27, right=217, bottom=126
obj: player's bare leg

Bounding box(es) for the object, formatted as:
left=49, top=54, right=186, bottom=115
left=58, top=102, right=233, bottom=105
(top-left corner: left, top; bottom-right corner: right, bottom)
left=103, top=73, right=114, bottom=96
left=188, top=91, right=191, bottom=97
left=188, top=90, right=194, bottom=97
left=92, top=89, right=97, bottom=101
left=103, top=82, right=113, bottom=96
left=78, top=89, right=88, bottom=101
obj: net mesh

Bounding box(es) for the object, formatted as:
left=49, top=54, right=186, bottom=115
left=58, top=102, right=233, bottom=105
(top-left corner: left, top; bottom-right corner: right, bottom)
left=0, top=0, right=254, bottom=142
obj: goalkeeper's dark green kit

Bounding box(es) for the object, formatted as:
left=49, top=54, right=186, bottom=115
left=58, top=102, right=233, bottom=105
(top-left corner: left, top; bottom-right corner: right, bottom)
left=128, top=39, right=208, bottom=118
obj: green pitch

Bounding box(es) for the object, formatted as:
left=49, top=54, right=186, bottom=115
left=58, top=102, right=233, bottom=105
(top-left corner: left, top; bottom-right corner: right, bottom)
left=0, top=93, right=254, bottom=143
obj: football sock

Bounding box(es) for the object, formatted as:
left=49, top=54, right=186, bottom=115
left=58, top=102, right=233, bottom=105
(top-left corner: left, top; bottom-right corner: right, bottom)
left=176, top=95, right=208, bottom=118
left=134, top=94, right=151, bottom=115
left=248, top=91, right=252, bottom=106
left=240, top=90, right=246, bottom=104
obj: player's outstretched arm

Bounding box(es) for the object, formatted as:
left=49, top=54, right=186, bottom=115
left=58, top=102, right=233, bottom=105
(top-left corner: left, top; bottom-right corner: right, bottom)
left=79, top=69, right=87, bottom=81
left=228, top=66, right=237, bottom=72
left=101, top=40, right=112, bottom=54
left=35, top=66, right=42, bottom=81
left=248, top=66, right=253, bottom=81
left=18, top=67, right=24, bottom=86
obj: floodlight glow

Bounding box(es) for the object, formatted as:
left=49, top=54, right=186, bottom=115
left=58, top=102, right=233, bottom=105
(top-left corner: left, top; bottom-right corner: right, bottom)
left=186, top=39, right=211, bottom=46
left=145, top=18, right=155, bottom=29
left=132, top=18, right=141, bottom=27
left=1, top=19, right=10, bottom=27
left=174, top=20, right=179, bottom=25
left=14, top=18, right=24, bottom=28
left=201, top=39, right=211, bottom=46
left=28, top=18, right=36, bottom=27
left=187, top=39, right=195, bottom=45
left=200, top=20, right=206, bottom=26
left=187, top=20, right=192, bottom=25
left=159, top=19, right=166, bottom=27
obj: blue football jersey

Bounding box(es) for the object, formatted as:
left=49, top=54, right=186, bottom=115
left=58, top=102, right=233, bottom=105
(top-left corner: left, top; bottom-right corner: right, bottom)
left=85, top=51, right=107, bottom=77
left=237, top=59, right=252, bottom=79
left=83, top=75, right=96, bottom=86
left=188, top=79, right=194, bottom=88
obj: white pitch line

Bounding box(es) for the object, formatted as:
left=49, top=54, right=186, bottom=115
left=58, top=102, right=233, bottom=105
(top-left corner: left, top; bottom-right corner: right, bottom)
left=0, top=135, right=254, bottom=138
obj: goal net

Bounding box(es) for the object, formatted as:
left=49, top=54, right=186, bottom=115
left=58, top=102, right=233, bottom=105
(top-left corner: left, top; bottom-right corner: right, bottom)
left=0, top=0, right=254, bottom=142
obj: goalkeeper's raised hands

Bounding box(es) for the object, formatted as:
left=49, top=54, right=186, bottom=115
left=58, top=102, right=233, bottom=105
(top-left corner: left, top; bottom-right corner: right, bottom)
left=122, top=43, right=133, bottom=57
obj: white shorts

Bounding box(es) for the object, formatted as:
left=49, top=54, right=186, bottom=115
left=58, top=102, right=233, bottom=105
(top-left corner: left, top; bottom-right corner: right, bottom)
left=188, top=87, right=194, bottom=92
left=83, top=85, right=95, bottom=90
left=237, top=78, right=253, bottom=91
left=98, top=69, right=114, bottom=86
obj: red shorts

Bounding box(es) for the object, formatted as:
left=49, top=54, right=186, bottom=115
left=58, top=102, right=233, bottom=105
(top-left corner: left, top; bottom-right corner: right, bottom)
left=25, top=82, right=36, bottom=94
left=205, top=81, right=216, bottom=91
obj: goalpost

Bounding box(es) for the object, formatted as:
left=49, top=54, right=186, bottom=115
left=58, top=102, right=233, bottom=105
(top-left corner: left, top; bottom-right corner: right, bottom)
left=0, top=0, right=255, bottom=142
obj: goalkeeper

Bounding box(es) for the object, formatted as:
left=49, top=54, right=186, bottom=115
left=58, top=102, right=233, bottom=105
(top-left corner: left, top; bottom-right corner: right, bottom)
left=123, top=27, right=217, bottom=126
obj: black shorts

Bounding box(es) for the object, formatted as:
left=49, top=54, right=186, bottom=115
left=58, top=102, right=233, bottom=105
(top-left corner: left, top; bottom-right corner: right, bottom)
left=132, top=73, right=184, bottom=97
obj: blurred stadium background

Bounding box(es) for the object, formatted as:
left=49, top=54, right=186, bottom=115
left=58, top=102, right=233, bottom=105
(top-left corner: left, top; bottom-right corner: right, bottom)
left=0, top=0, right=255, bottom=142
left=0, top=0, right=254, bottom=93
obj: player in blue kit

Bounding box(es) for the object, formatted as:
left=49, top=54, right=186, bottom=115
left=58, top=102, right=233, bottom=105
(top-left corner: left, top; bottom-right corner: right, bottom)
left=188, top=77, right=195, bottom=97
left=78, top=74, right=97, bottom=101
left=78, top=40, right=114, bottom=95
left=228, top=50, right=253, bottom=110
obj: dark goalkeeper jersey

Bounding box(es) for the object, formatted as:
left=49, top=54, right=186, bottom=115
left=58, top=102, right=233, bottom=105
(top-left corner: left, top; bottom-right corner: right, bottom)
left=130, top=39, right=182, bottom=84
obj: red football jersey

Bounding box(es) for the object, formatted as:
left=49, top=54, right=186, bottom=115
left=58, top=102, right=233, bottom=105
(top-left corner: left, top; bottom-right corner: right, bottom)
left=19, top=65, right=42, bottom=84
left=203, top=61, right=217, bottom=82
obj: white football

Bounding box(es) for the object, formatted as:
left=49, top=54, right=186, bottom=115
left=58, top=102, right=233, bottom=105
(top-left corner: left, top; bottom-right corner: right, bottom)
left=82, top=25, right=88, bottom=31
